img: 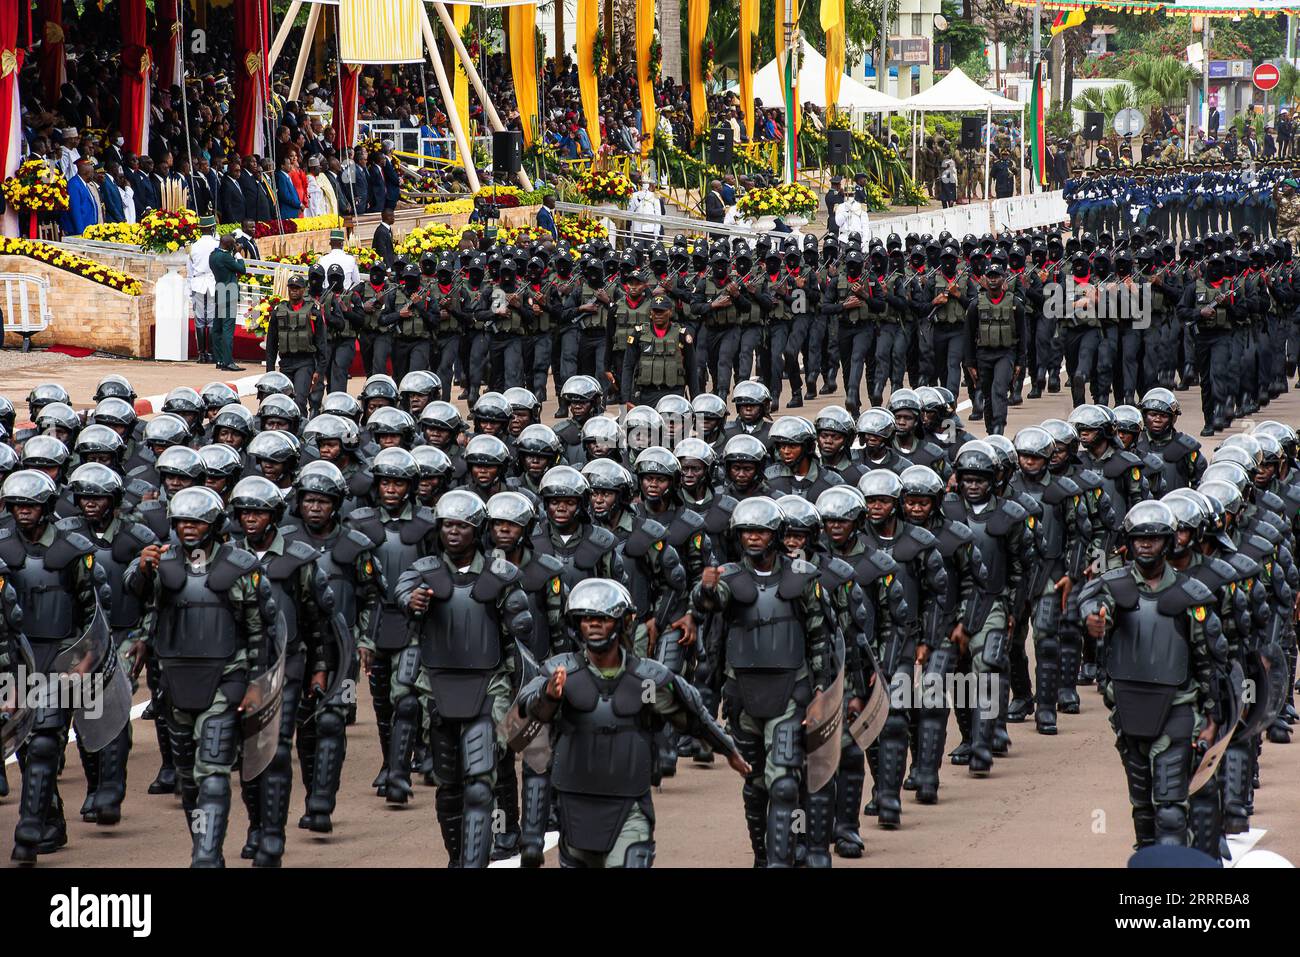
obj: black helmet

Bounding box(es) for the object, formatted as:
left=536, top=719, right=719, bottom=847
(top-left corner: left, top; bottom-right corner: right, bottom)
left=954, top=440, right=998, bottom=476
left=303, top=413, right=361, bottom=452
left=359, top=374, right=399, bottom=406
left=27, top=383, right=70, bottom=419
left=515, top=423, right=563, bottom=462
left=155, top=445, right=206, bottom=481
left=199, top=443, right=245, bottom=482
left=419, top=401, right=465, bottom=436
left=633, top=446, right=680, bottom=479
left=201, top=381, right=240, bottom=412
left=93, top=374, right=136, bottom=403
left=815, top=485, right=867, bottom=524
left=231, top=476, right=287, bottom=520
left=1122, top=500, right=1176, bottom=539
left=1013, top=426, right=1056, bottom=461
left=581, top=416, right=621, bottom=452
left=34, top=401, right=79, bottom=437
left=486, top=490, right=537, bottom=529
left=899, top=464, right=945, bottom=500
left=366, top=406, right=417, bottom=443
left=258, top=393, right=303, bottom=431
left=769, top=415, right=816, bottom=449
left=722, top=434, right=768, bottom=465
left=566, top=578, right=634, bottom=623
left=778, top=496, right=822, bottom=543
left=857, top=468, right=903, bottom=501
left=143, top=413, right=192, bottom=450
left=411, top=445, right=453, bottom=483
left=213, top=403, right=257, bottom=440
left=886, top=388, right=922, bottom=416
left=1112, top=405, right=1142, bottom=435
left=398, top=370, right=443, bottom=403
left=371, top=447, right=419, bottom=484
left=673, top=437, right=716, bottom=470
left=729, top=496, right=785, bottom=555
left=814, top=405, right=855, bottom=437
left=21, top=435, right=70, bottom=471
left=539, top=465, right=590, bottom=501
left=472, top=391, right=512, bottom=426
left=1139, top=387, right=1179, bottom=417
left=73, top=424, right=125, bottom=460
left=69, top=462, right=124, bottom=504
left=464, top=434, right=511, bottom=468
left=247, top=430, right=302, bottom=466
left=732, top=380, right=771, bottom=409
left=2, top=469, right=58, bottom=508
left=691, top=393, right=728, bottom=423
left=162, top=387, right=205, bottom=420
left=560, top=375, right=604, bottom=409
left=1040, top=418, right=1078, bottom=450
left=167, top=486, right=228, bottom=530
left=296, top=459, right=349, bottom=502
left=321, top=391, right=364, bottom=422
left=856, top=408, right=896, bottom=441
left=503, top=386, right=541, bottom=420
left=1198, top=480, right=1243, bottom=517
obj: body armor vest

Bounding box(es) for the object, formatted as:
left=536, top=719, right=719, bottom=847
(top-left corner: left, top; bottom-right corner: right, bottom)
left=0, top=526, right=87, bottom=644
left=532, top=526, right=616, bottom=592
left=634, top=323, right=686, bottom=389
left=1194, top=278, right=1232, bottom=331
left=945, top=498, right=1013, bottom=595
left=355, top=283, right=387, bottom=334
left=1108, top=591, right=1191, bottom=687
left=414, top=555, right=514, bottom=671
left=154, top=549, right=248, bottom=711
left=95, top=523, right=153, bottom=633
left=938, top=274, right=969, bottom=324
left=551, top=659, right=656, bottom=798
left=721, top=563, right=808, bottom=670
left=616, top=295, right=652, bottom=345
left=391, top=288, right=426, bottom=338
left=368, top=509, right=432, bottom=650
left=975, top=292, right=1016, bottom=348
left=703, top=278, right=739, bottom=326
left=273, top=300, right=318, bottom=355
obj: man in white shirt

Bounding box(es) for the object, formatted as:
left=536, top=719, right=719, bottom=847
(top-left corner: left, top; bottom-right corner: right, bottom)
left=118, top=173, right=137, bottom=224
left=317, top=229, right=360, bottom=288
left=188, top=216, right=220, bottom=364
left=56, top=128, right=81, bottom=181
left=629, top=174, right=662, bottom=243
left=307, top=155, right=338, bottom=217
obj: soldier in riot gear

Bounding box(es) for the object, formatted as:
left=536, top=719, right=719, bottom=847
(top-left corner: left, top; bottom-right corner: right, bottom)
left=517, top=578, right=746, bottom=868
left=128, top=487, right=276, bottom=867
left=286, top=461, right=384, bottom=834
left=511, top=424, right=563, bottom=499
left=395, top=490, right=533, bottom=868
left=346, top=447, right=437, bottom=798
left=942, top=442, right=1028, bottom=775
left=724, top=381, right=774, bottom=449
left=63, top=464, right=159, bottom=828
left=764, top=416, right=844, bottom=501
left=399, top=370, right=443, bottom=420
left=1078, top=501, right=1221, bottom=849
left=1071, top=406, right=1151, bottom=566
left=720, top=434, right=772, bottom=500
left=691, top=393, right=729, bottom=456
left=554, top=375, right=604, bottom=463
left=888, top=389, right=952, bottom=482
left=815, top=406, right=866, bottom=487
left=621, top=295, right=691, bottom=407
left=1136, top=388, right=1205, bottom=492
left=692, top=497, right=836, bottom=867
left=580, top=416, right=623, bottom=466
left=1008, top=428, right=1090, bottom=734
left=417, top=402, right=468, bottom=485
left=412, top=446, right=454, bottom=509
left=462, top=434, right=513, bottom=502
left=3, top=470, right=109, bottom=863
left=855, top=468, right=950, bottom=825
left=485, top=491, right=566, bottom=863
left=856, top=409, right=910, bottom=473
left=229, top=476, right=334, bottom=867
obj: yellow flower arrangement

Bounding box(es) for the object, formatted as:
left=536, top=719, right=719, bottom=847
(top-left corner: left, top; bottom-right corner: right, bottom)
left=294, top=213, right=345, bottom=233
left=424, top=198, right=476, bottom=216
left=736, top=183, right=819, bottom=220
left=575, top=169, right=633, bottom=205
left=396, top=223, right=479, bottom=257
left=1, top=160, right=69, bottom=215
left=555, top=214, right=608, bottom=244
left=139, top=207, right=201, bottom=254
left=496, top=224, right=553, bottom=246
left=244, top=295, right=280, bottom=338
left=83, top=222, right=143, bottom=244
left=0, top=237, right=143, bottom=295
left=474, top=184, right=524, bottom=199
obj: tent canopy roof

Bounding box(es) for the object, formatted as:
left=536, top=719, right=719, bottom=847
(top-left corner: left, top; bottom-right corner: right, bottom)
left=898, top=67, right=1022, bottom=112
left=752, top=38, right=903, bottom=113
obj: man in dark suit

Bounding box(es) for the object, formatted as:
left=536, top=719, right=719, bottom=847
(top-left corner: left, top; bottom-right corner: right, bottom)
left=372, top=209, right=396, bottom=268
left=367, top=154, right=386, bottom=214
left=235, top=218, right=261, bottom=260
left=240, top=156, right=276, bottom=222
left=382, top=149, right=401, bottom=211
left=130, top=156, right=160, bottom=214
left=326, top=157, right=351, bottom=217
left=188, top=155, right=216, bottom=217
left=705, top=179, right=726, bottom=222
left=537, top=193, right=558, bottom=239
left=218, top=156, right=246, bottom=224
left=824, top=175, right=844, bottom=234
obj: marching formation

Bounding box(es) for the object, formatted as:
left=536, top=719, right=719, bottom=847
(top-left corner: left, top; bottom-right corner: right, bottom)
left=0, top=354, right=1294, bottom=867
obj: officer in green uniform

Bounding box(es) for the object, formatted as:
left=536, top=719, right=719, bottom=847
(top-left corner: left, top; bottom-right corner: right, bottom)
left=265, top=274, right=327, bottom=416
left=964, top=265, right=1027, bottom=436
left=621, top=294, right=690, bottom=407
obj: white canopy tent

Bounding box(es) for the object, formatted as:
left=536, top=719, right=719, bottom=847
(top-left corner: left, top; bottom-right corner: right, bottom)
left=752, top=38, right=903, bottom=113
left=898, top=67, right=1027, bottom=205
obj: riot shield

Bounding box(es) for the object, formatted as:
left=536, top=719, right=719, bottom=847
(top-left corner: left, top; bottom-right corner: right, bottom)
left=0, top=636, right=36, bottom=760
left=1237, top=640, right=1287, bottom=741
left=498, top=694, right=552, bottom=774
left=804, top=665, right=844, bottom=793
left=849, top=656, right=890, bottom=751
left=318, top=611, right=356, bottom=706
left=50, top=606, right=132, bottom=753
left=241, top=611, right=287, bottom=780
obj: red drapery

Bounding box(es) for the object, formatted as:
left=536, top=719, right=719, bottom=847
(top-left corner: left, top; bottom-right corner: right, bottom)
left=118, top=0, right=150, bottom=155
left=334, top=64, right=360, bottom=151
left=39, top=0, right=63, bottom=107
left=0, top=0, right=26, bottom=237
left=235, top=0, right=269, bottom=159
left=155, top=0, right=182, bottom=91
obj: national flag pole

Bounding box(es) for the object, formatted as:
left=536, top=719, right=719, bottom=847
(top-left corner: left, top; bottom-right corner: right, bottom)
left=783, top=0, right=797, bottom=183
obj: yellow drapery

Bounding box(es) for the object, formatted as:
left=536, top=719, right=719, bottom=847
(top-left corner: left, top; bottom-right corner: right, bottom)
left=508, top=4, right=539, bottom=146
left=773, top=0, right=800, bottom=131
left=739, top=0, right=758, bottom=140
left=636, top=1, right=656, bottom=158
left=821, top=0, right=844, bottom=117
left=576, top=0, right=602, bottom=153
left=338, top=0, right=423, bottom=64
left=688, top=0, right=709, bottom=138
left=452, top=4, right=470, bottom=138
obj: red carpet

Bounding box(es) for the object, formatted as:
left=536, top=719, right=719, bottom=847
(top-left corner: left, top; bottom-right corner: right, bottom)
left=45, top=345, right=95, bottom=357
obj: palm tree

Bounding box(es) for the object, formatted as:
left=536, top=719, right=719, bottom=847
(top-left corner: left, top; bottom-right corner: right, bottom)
left=1073, top=83, right=1143, bottom=129
left=1275, top=60, right=1300, bottom=114
left=1122, top=55, right=1197, bottom=106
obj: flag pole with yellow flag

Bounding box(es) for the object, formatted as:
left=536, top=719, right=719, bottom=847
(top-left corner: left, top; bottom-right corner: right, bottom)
left=739, top=0, right=758, bottom=141
left=451, top=4, right=470, bottom=140
left=576, top=0, right=602, bottom=153
left=508, top=4, right=539, bottom=147
left=1050, top=8, right=1086, bottom=35
left=636, top=1, right=656, bottom=159
left=821, top=0, right=844, bottom=121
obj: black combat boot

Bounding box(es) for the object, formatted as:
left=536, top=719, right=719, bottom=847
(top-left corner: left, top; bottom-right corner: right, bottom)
left=11, top=732, right=59, bottom=864
left=742, top=781, right=768, bottom=867
left=913, top=708, right=947, bottom=805
left=833, top=744, right=866, bottom=857
left=254, top=746, right=292, bottom=868
left=518, top=767, right=552, bottom=868
left=874, top=716, right=908, bottom=828
left=148, top=710, right=178, bottom=795
left=1058, top=639, right=1082, bottom=714
left=1035, top=642, right=1060, bottom=735
left=949, top=703, right=973, bottom=765
left=491, top=751, right=522, bottom=861
left=765, top=775, right=800, bottom=867
left=436, top=786, right=464, bottom=867
left=240, top=778, right=262, bottom=859
left=192, top=776, right=231, bottom=868
left=385, top=695, right=418, bottom=805
left=78, top=738, right=101, bottom=823
left=302, top=708, right=345, bottom=833
left=461, top=777, right=494, bottom=869
left=91, top=726, right=129, bottom=827
left=805, top=783, right=835, bottom=868
left=1188, top=789, right=1225, bottom=861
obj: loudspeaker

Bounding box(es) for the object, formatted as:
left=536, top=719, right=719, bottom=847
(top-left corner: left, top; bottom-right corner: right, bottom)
left=959, top=116, right=982, bottom=150
left=827, top=129, right=852, bottom=165
left=708, top=127, right=734, bottom=166
left=1083, top=112, right=1104, bottom=142
left=492, top=130, right=523, bottom=174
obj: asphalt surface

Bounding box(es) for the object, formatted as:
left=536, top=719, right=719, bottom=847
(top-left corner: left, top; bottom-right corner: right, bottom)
left=1, top=352, right=1297, bottom=868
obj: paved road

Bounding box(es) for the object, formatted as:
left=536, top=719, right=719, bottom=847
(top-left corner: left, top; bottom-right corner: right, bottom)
left=1, top=352, right=1296, bottom=867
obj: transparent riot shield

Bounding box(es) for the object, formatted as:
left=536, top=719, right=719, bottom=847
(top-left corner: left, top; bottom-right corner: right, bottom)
left=240, top=611, right=287, bottom=780
left=50, top=606, right=132, bottom=753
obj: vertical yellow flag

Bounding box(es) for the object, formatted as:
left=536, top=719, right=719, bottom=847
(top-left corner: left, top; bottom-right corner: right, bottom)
left=822, top=0, right=844, bottom=116
left=452, top=4, right=470, bottom=139
left=339, top=0, right=423, bottom=63
left=740, top=0, right=758, bottom=140
left=576, top=0, right=602, bottom=153
left=636, top=0, right=656, bottom=157
left=689, top=0, right=710, bottom=138
left=508, top=4, right=539, bottom=147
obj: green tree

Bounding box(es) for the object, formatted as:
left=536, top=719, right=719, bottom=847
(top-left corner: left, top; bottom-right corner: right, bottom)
left=1122, top=54, right=1196, bottom=106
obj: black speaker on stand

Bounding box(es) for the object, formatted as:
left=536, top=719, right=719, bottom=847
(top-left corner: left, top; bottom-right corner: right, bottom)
left=960, top=116, right=982, bottom=150
left=1083, top=112, right=1104, bottom=142
left=708, top=127, right=734, bottom=166
left=826, top=129, right=852, bottom=166
left=492, top=130, right=523, bottom=174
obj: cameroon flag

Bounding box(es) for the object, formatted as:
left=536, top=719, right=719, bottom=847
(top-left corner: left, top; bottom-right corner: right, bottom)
left=1029, top=60, right=1048, bottom=189
left=1050, top=8, right=1086, bottom=36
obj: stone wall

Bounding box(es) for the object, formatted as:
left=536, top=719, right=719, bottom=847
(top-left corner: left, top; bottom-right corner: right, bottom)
left=0, top=255, right=154, bottom=357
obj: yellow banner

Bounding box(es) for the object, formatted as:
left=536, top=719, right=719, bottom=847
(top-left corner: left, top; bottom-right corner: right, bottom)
left=508, top=4, right=539, bottom=146
left=453, top=4, right=470, bottom=137
left=636, top=1, right=656, bottom=157
left=576, top=0, right=602, bottom=153
left=822, top=0, right=844, bottom=116
left=740, top=0, right=758, bottom=140
left=689, top=0, right=709, bottom=138
left=339, top=0, right=424, bottom=64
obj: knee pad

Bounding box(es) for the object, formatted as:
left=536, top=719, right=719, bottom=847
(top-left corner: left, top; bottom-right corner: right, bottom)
left=1154, top=803, right=1187, bottom=836
left=770, top=717, right=805, bottom=769
left=395, top=645, right=422, bottom=687
left=316, top=709, right=346, bottom=739
left=623, top=840, right=655, bottom=868
left=463, top=778, right=494, bottom=812
left=26, top=729, right=61, bottom=764
left=198, top=711, right=240, bottom=767
left=198, top=773, right=231, bottom=803
left=769, top=774, right=800, bottom=806
left=393, top=693, right=421, bottom=724
left=839, top=741, right=865, bottom=775
left=980, top=629, right=1010, bottom=671
left=461, top=717, right=497, bottom=779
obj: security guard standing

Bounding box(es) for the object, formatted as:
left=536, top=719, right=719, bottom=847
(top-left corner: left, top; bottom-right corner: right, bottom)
left=265, top=274, right=326, bottom=416
left=383, top=265, right=432, bottom=384
left=964, top=265, right=1026, bottom=436
left=621, top=295, right=690, bottom=407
